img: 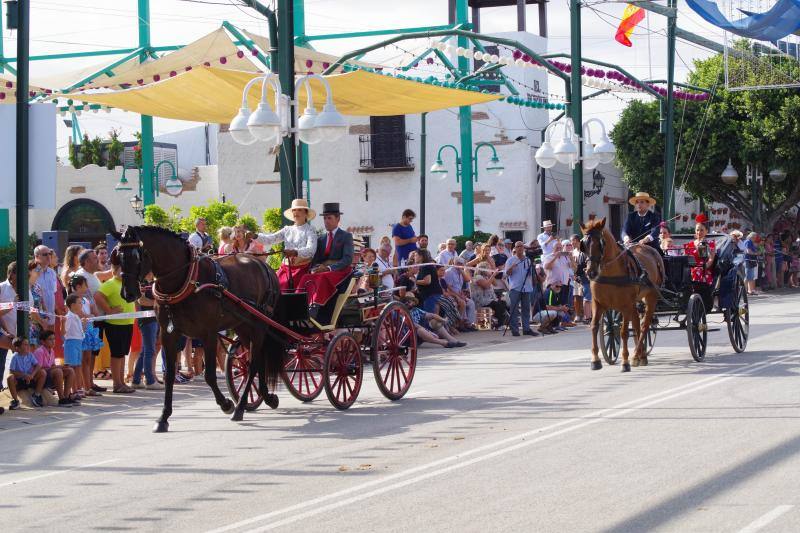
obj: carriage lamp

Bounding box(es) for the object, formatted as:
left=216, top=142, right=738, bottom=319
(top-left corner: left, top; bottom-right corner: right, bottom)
left=720, top=159, right=739, bottom=185
left=129, top=194, right=144, bottom=217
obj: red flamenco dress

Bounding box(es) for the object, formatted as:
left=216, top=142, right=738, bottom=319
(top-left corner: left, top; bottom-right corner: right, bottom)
left=683, top=239, right=715, bottom=285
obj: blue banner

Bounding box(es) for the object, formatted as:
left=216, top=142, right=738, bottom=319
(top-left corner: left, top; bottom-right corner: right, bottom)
left=686, top=0, right=800, bottom=41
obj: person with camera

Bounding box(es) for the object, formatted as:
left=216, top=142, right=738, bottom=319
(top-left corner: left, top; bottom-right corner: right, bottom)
left=570, top=234, right=592, bottom=324
left=543, top=240, right=576, bottom=312
left=537, top=220, right=559, bottom=257
left=504, top=242, right=538, bottom=337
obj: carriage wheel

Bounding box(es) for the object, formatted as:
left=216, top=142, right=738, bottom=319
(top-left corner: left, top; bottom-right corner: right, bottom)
left=686, top=294, right=708, bottom=362
left=281, top=342, right=325, bottom=402
left=224, top=341, right=263, bottom=411
left=323, top=332, right=364, bottom=410
left=371, top=301, right=418, bottom=400
left=599, top=309, right=622, bottom=365
left=726, top=275, right=749, bottom=353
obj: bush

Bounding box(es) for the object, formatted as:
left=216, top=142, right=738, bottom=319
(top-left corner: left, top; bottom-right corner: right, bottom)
left=261, top=208, right=283, bottom=270
left=452, top=231, right=493, bottom=252
left=144, top=204, right=183, bottom=233
left=236, top=214, right=260, bottom=233
left=107, top=128, right=123, bottom=169
left=0, top=234, right=39, bottom=280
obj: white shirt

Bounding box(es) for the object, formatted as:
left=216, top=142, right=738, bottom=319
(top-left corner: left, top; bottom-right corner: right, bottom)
left=256, top=223, right=317, bottom=259
left=544, top=254, right=573, bottom=288
left=537, top=232, right=557, bottom=256
left=188, top=231, right=211, bottom=250
left=64, top=310, right=84, bottom=340
left=0, top=279, right=17, bottom=335
left=74, top=268, right=101, bottom=296
left=437, top=249, right=457, bottom=265
left=376, top=255, right=394, bottom=289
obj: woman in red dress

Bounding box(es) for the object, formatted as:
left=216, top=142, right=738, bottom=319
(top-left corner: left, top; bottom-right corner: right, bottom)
left=683, top=214, right=716, bottom=285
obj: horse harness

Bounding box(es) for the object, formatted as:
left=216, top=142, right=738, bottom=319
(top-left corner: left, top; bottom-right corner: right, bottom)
left=583, top=229, right=651, bottom=287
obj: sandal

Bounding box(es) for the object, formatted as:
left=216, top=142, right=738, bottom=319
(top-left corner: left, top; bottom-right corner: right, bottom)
left=113, top=386, right=135, bottom=394
left=94, top=370, right=111, bottom=380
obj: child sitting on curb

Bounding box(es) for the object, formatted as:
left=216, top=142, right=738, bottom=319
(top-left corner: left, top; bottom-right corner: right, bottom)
left=7, top=337, right=47, bottom=410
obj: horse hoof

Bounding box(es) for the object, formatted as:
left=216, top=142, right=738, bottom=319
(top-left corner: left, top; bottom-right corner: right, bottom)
left=621, top=363, right=631, bottom=373
left=640, top=358, right=649, bottom=366
left=231, top=411, right=244, bottom=422
left=153, top=421, right=169, bottom=433
left=591, top=360, right=603, bottom=371
left=265, top=394, right=279, bottom=410
left=632, top=359, right=640, bottom=367
left=221, top=399, right=235, bottom=415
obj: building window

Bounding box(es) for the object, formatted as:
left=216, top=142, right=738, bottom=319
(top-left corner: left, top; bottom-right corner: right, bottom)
left=359, top=115, right=414, bottom=172
left=503, top=230, right=524, bottom=244
left=51, top=199, right=116, bottom=246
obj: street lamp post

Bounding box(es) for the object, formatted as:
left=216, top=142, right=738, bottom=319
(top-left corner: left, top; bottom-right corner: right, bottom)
left=720, top=160, right=787, bottom=231
left=430, top=142, right=504, bottom=183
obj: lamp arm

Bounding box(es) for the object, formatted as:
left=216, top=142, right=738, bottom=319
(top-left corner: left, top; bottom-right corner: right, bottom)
left=242, top=75, right=268, bottom=109
left=472, top=142, right=498, bottom=174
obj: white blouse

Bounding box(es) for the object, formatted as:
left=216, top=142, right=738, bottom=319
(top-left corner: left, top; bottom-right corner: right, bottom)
left=256, top=223, right=317, bottom=259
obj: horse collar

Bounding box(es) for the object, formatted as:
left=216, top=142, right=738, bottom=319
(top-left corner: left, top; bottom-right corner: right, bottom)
left=152, top=247, right=200, bottom=305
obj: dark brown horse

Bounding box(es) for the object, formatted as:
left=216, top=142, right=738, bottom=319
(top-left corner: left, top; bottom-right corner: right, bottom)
left=581, top=218, right=664, bottom=372
left=113, top=226, right=283, bottom=432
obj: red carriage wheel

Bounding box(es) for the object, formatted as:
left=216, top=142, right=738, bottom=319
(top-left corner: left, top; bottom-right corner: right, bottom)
left=281, top=341, right=325, bottom=402
left=224, top=341, right=263, bottom=411
left=371, top=301, right=417, bottom=401
left=323, top=332, right=363, bottom=410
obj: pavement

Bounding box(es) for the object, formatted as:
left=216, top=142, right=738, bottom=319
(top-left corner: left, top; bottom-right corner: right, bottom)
left=1, top=290, right=799, bottom=533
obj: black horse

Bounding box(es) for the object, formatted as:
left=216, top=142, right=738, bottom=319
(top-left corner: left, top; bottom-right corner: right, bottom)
left=113, top=226, right=284, bottom=432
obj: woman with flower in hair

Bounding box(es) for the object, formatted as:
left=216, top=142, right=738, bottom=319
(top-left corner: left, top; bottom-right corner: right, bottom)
left=683, top=214, right=716, bottom=285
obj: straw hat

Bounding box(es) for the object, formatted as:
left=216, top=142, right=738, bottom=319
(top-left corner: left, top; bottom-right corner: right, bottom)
left=628, top=192, right=657, bottom=206
left=283, top=198, right=316, bottom=221
left=541, top=220, right=554, bottom=228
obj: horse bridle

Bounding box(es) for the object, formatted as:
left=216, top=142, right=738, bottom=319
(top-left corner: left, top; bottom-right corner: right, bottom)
left=583, top=229, right=605, bottom=267
left=115, top=239, right=199, bottom=304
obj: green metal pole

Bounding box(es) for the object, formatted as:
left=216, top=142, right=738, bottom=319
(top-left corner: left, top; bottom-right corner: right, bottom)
left=293, top=1, right=311, bottom=206
left=138, top=0, right=155, bottom=207
left=456, top=0, right=474, bottom=237
left=294, top=0, right=305, bottom=41
left=663, top=0, right=677, bottom=228
left=0, top=0, right=4, bottom=73
left=0, top=2, right=6, bottom=246
left=569, top=0, right=583, bottom=235
left=14, top=0, right=30, bottom=336
left=420, top=113, right=427, bottom=234
left=277, top=0, right=298, bottom=222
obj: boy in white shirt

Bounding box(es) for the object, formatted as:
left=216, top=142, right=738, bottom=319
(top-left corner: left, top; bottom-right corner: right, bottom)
left=63, top=293, right=86, bottom=393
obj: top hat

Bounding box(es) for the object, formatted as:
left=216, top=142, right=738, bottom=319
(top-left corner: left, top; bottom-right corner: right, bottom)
left=321, top=202, right=343, bottom=216
left=283, top=198, right=317, bottom=221
left=628, top=192, right=657, bottom=206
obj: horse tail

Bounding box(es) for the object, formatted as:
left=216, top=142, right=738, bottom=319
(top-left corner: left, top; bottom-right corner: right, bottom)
left=262, top=335, right=284, bottom=391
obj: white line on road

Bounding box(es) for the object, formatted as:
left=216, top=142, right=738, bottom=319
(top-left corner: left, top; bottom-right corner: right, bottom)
left=738, top=505, right=795, bottom=533
left=0, top=459, right=119, bottom=488
left=206, top=353, right=798, bottom=533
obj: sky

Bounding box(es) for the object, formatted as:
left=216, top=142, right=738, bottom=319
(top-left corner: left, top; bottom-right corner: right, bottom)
left=0, top=0, right=729, bottom=152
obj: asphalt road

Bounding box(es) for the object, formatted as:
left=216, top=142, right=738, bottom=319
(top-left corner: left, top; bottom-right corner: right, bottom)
left=1, top=292, right=799, bottom=533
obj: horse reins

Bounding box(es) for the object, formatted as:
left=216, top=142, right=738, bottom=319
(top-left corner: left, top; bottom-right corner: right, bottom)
left=116, top=241, right=200, bottom=305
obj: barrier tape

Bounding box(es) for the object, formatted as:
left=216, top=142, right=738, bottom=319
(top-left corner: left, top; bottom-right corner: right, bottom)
left=0, top=301, right=155, bottom=322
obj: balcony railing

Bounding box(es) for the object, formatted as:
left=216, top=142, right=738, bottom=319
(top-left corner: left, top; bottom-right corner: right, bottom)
left=358, top=132, right=414, bottom=172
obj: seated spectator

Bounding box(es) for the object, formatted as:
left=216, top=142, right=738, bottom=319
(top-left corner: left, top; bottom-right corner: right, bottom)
left=436, top=266, right=463, bottom=334
left=416, top=234, right=429, bottom=251
left=375, top=241, right=395, bottom=289
left=467, top=243, right=494, bottom=269
left=659, top=223, right=681, bottom=256
left=469, top=261, right=509, bottom=328
left=403, top=295, right=466, bottom=348
left=7, top=337, right=47, bottom=409
left=437, top=239, right=458, bottom=265
left=33, top=330, right=77, bottom=406
left=217, top=226, right=233, bottom=254
left=459, top=241, right=476, bottom=262
left=414, top=249, right=443, bottom=313
left=531, top=285, right=562, bottom=334
left=443, top=257, right=477, bottom=330
left=356, top=248, right=378, bottom=292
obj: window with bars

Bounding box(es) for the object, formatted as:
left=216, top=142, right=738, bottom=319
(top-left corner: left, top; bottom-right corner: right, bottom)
left=359, top=115, right=414, bottom=171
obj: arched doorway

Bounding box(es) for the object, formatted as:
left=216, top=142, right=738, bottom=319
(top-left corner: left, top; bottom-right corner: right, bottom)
left=51, top=199, right=116, bottom=246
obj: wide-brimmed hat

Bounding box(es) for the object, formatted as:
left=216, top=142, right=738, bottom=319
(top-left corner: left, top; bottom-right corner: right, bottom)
left=628, top=192, right=657, bottom=206
left=541, top=220, right=554, bottom=228
left=283, top=198, right=316, bottom=221
left=321, top=202, right=343, bottom=216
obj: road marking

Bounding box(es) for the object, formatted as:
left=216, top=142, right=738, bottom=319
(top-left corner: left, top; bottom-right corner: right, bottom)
left=0, top=459, right=119, bottom=488
left=206, top=353, right=797, bottom=533
left=738, top=505, right=795, bottom=533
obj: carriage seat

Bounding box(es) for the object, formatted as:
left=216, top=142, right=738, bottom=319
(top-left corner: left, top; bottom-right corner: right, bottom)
left=308, top=273, right=357, bottom=331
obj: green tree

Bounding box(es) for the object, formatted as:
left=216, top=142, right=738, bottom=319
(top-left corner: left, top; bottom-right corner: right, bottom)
left=236, top=214, right=260, bottom=233
left=107, top=128, right=124, bottom=169
left=262, top=208, right=284, bottom=270
left=181, top=201, right=239, bottom=246
left=611, top=48, right=800, bottom=233
left=144, top=204, right=183, bottom=232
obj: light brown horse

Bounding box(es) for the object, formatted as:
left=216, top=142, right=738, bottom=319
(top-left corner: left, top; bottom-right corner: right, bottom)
left=581, top=218, right=664, bottom=372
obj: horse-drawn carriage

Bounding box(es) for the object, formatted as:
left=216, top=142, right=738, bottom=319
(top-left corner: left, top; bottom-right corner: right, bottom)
left=221, top=263, right=417, bottom=411
left=598, top=232, right=749, bottom=365
left=113, top=225, right=417, bottom=432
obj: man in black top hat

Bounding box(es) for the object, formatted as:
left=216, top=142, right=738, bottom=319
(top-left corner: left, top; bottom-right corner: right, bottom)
left=295, top=203, right=354, bottom=319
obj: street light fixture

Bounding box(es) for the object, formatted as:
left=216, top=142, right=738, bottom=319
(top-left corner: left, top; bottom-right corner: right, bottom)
left=768, top=168, right=787, bottom=183
left=720, top=159, right=738, bottom=185
left=430, top=142, right=503, bottom=182
left=230, top=71, right=347, bottom=148
left=535, top=117, right=615, bottom=170
left=129, top=194, right=144, bottom=217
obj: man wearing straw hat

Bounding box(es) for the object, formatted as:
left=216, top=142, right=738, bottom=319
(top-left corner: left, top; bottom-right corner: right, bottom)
left=537, top=220, right=559, bottom=257
left=255, top=198, right=318, bottom=291
left=622, top=192, right=662, bottom=252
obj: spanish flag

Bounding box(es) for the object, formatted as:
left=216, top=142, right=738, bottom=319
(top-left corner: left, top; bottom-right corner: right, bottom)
left=615, top=4, right=645, bottom=47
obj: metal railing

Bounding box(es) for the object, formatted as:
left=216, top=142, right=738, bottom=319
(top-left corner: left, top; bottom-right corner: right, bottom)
left=358, top=132, right=414, bottom=170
